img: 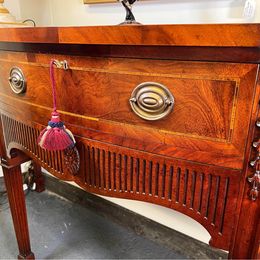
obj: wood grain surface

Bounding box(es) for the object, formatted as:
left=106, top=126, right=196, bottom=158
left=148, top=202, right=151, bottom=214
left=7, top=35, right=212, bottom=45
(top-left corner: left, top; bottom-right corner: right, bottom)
left=0, top=24, right=259, bottom=47
left=0, top=24, right=259, bottom=259
left=2, top=158, right=35, bottom=259
left=0, top=52, right=257, bottom=169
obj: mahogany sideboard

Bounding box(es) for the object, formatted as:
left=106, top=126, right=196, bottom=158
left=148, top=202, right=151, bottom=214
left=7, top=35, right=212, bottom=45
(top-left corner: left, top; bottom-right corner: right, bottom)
left=0, top=24, right=259, bottom=259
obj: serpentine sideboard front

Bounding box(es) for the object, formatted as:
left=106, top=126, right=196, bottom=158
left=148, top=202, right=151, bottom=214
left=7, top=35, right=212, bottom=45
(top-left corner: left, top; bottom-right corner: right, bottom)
left=0, top=24, right=259, bottom=259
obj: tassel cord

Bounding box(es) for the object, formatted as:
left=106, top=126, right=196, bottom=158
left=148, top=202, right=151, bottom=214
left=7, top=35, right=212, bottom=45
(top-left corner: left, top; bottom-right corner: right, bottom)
left=38, top=59, right=75, bottom=151
left=50, top=60, right=58, bottom=112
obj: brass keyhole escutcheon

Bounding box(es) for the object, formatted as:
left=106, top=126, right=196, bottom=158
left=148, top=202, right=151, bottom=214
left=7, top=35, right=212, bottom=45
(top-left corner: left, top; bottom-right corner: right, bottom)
left=129, top=82, right=174, bottom=121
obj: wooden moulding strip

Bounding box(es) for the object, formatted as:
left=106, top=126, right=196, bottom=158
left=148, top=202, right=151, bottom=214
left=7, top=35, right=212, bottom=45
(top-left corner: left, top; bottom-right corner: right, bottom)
left=0, top=24, right=259, bottom=47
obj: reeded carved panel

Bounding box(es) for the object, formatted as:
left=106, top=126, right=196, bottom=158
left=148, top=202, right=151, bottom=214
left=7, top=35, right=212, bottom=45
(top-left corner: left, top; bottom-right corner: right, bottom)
left=1, top=114, right=77, bottom=179
left=1, top=113, right=240, bottom=250
left=76, top=139, right=240, bottom=251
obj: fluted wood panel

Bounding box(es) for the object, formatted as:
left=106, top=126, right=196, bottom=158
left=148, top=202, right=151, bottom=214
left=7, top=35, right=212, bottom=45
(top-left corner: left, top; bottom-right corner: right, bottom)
left=1, top=113, right=241, bottom=250
left=77, top=139, right=237, bottom=243
left=1, top=114, right=64, bottom=175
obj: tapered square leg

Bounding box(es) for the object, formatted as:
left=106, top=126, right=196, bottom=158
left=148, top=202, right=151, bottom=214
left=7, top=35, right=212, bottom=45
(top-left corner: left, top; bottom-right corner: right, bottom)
left=3, top=163, right=35, bottom=259
left=18, top=252, right=35, bottom=259
left=32, top=160, right=45, bottom=193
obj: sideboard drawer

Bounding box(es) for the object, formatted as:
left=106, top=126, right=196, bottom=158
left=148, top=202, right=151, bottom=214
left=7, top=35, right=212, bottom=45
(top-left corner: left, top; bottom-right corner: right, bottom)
left=0, top=52, right=258, bottom=169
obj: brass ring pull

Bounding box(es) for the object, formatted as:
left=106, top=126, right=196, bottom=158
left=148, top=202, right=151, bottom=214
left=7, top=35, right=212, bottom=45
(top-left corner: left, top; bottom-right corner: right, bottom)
left=129, top=82, right=174, bottom=121
left=8, top=67, right=26, bottom=94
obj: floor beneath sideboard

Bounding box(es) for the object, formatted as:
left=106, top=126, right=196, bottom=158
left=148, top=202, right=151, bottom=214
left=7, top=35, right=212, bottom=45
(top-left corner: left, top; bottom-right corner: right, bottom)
left=0, top=187, right=187, bottom=259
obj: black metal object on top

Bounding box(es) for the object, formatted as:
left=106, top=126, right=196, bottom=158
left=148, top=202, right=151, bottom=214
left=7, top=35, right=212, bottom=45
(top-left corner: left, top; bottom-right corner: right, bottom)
left=119, top=0, right=140, bottom=25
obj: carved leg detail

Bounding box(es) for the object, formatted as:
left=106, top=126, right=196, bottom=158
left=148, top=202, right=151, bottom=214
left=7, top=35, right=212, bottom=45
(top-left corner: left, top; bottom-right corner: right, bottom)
left=3, top=164, right=35, bottom=259
left=32, top=161, right=45, bottom=193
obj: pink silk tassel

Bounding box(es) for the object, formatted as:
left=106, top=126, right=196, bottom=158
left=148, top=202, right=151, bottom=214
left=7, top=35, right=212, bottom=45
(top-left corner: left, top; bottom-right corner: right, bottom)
left=38, top=60, right=75, bottom=151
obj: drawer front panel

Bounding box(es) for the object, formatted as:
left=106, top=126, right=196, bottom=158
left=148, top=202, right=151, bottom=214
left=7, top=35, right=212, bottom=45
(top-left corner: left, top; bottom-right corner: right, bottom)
left=62, top=71, right=236, bottom=141
left=0, top=52, right=258, bottom=169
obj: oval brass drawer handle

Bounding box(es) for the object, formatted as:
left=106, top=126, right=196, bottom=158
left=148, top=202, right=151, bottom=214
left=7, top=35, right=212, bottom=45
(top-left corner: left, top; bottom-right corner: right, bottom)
left=8, top=67, right=26, bottom=94
left=129, top=82, right=174, bottom=121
